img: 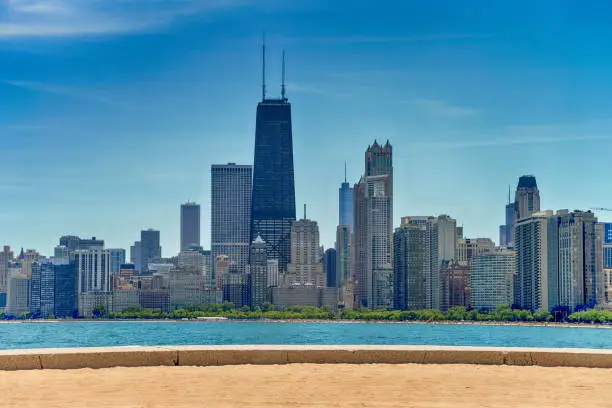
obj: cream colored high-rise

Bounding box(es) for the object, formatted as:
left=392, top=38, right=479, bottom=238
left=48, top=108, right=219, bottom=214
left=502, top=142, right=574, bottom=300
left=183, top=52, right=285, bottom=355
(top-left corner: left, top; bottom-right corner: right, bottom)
left=285, top=218, right=326, bottom=288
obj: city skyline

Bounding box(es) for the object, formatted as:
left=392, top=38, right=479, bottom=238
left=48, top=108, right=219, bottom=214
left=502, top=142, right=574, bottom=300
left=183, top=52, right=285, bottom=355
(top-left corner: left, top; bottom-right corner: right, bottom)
left=3, top=1, right=612, bottom=254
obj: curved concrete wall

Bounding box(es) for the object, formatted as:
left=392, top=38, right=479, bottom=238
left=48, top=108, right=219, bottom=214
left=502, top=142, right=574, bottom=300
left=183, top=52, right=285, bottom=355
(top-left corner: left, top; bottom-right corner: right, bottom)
left=1, top=345, right=612, bottom=371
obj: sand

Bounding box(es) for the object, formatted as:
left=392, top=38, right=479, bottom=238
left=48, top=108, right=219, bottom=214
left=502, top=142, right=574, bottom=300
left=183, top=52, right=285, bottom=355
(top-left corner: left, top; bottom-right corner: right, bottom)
left=0, top=363, right=609, bottom=407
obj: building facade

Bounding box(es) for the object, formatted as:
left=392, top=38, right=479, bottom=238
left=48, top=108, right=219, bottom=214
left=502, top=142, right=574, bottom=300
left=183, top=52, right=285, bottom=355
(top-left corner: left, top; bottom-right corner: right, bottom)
left=470, top=250, right=516, bottom=312
left=211, top=164, right=252, bottom=274
left=140, top=229, right=161, bottom=273
left=455, top=238, right=495, bottom=266
left=353, top=140, right=393, bottom=309
left=393, top=224, right=427, bottom=310
left=548, top=210, right=603, bottom=310
left=250, top=93, right=296, bottom=272
left=335, top=225, right=351, bottom=291
left=515, top=175, right=541, bottom=221
left=515, top=211, right=551, bottom=311
left=324, top=248, right=338, bottom=288
left=285, top=218, right=326, bottom=288
left=75, top=249, right=111, bottom=317
left=249, top=236, right=269, bottom=308
left=339, top=179, right=354, bottom=231
left=440, top=261, right=471, bottom=311
left=180, top=202, right=201, bottom=250
left=108, top=248, right=126, bottom=276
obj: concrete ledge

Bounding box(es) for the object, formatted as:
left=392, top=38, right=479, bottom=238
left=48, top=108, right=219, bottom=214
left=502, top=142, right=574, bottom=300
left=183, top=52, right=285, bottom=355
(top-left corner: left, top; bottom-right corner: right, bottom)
left=2, top=345, right=612, bottom=371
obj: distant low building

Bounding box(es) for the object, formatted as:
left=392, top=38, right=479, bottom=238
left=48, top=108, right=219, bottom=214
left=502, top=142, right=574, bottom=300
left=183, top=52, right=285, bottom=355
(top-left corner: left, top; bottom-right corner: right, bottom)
left=271, top=285, right=338, bottom=311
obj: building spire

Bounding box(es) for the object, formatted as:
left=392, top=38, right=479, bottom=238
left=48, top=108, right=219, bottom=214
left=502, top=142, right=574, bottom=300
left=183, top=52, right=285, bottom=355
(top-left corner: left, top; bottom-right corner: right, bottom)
left=261, top=31, right=267, bottom=102
left=508, top=185, right=511, bottom=204
left=304, top=203, right=307, bottom=220
left=281, top=49, right=286, bottom=100
left=344, top=161, right=347, bottom=183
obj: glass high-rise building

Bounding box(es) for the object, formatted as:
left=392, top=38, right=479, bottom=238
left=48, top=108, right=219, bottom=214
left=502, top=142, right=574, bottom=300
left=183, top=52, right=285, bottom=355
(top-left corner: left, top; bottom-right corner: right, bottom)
left=108, top=248, right=126, bottom=276
left=515, top=175, right=540, bottom=221
left=211, top=164, right=252, bottom=274
left=339, top=180, right=354, bottom=231
left=180, top=202, right=201, bottom=250
left=140, top=229, right=161, bottom=273
left=250, top=91, right=296, bottom=272
left=53, top=261, right=77, bottom=318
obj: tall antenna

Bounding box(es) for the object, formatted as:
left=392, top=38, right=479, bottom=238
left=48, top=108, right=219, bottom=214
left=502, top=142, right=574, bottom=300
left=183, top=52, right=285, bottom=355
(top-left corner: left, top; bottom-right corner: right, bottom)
left=261, top=31, right=267, bottom=101
left=344, top=161, right=347, bottom=183
left=304, top=203, right=307, bottom=220
left=508, top=185, right=511, bottom=204
left=281, top=49, right=286, bottom=100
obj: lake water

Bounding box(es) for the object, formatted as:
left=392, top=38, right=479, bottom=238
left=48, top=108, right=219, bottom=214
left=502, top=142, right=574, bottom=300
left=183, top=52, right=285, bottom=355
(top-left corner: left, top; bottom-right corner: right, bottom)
left=0, top=321, right=610, bottom=350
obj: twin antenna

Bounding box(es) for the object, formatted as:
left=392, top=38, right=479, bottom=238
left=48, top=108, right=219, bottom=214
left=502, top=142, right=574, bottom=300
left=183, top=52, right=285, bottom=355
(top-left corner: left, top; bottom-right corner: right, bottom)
left=261, top=33, right=287, bottom=102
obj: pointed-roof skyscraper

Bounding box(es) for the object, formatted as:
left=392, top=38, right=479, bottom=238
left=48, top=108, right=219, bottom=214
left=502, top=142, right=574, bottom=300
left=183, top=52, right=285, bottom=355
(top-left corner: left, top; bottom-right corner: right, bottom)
left=250, top=43, right=296, bottom=272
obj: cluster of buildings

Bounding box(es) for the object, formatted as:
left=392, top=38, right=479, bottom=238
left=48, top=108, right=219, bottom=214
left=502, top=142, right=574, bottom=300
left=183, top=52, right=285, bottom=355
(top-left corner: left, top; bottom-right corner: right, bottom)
left=1, top=50, right=611, bottom=319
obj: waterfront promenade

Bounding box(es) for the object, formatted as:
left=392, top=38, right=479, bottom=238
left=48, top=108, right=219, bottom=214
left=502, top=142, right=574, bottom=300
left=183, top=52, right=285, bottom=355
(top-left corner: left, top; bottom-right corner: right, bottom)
left=2, top=363, right=610, bottom=407
left=1, top=346, right=612, bottom=407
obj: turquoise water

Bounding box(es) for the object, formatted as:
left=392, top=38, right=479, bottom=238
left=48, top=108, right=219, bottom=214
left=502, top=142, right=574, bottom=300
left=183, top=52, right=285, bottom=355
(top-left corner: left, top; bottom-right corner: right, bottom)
left=0, top=321, right=610, bottom=350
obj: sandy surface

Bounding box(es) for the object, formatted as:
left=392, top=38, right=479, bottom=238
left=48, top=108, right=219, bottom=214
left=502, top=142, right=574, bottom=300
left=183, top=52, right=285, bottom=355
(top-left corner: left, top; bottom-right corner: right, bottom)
left=0, top=363, right=609, bottom=407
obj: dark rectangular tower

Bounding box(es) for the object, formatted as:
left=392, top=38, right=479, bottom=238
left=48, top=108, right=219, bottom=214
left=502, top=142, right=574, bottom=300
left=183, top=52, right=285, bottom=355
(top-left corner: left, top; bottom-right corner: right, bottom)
left=250, top=47, right=296, bottom=272
left=180, top=202, right=201, bottom=250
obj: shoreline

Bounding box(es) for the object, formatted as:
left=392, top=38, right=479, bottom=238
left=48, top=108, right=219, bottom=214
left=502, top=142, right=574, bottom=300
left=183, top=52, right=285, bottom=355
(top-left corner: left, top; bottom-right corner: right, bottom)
left=1, top=318, right=610, bottom=329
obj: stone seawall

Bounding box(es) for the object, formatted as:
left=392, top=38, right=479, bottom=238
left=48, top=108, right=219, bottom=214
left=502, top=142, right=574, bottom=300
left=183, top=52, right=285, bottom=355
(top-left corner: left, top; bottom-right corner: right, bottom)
left=1, top=345, right=612, bottom=371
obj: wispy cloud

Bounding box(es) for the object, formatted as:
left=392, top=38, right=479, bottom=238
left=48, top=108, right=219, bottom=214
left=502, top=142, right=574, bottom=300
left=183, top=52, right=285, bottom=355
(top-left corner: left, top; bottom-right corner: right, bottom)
left=283, top=33, right=487, bottom=44
left=286, top=82, right=352, bottom=99
left=0, top=0, right=251, bottom=37
left=414, top=134, right=611, bottom=149
left=2, top=80, right=125, bottom=107
left=407, top=99, right=480, bottom=118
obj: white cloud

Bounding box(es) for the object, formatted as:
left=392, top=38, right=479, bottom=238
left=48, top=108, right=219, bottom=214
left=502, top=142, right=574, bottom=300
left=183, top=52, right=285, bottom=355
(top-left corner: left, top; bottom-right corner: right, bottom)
left=286, top=82, right=352, bottom=99
left=2, top=80, right=126, bottom=107
left=408, top=98, right=480, bottom=117
left=284, top=34, right=486, bottom=44
left=0, top=0, right=251, bottom=37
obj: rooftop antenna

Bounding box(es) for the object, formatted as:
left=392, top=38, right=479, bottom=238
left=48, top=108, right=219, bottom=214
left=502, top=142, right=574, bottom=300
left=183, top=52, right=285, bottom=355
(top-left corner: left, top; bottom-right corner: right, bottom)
left=344, top=161, right=347, bottom=183
left=281, top=49, right=286, bottom=100
left=304, top=203, right=307, bottom=220
left=261, top=31, right=267, bottom=101
left=508, top=185, right=511, bottom=204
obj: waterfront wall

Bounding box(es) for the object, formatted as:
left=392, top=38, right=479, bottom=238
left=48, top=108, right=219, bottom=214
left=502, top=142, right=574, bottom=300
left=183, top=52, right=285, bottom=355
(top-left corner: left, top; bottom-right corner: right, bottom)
left=2, top=345, right=612, bottom=371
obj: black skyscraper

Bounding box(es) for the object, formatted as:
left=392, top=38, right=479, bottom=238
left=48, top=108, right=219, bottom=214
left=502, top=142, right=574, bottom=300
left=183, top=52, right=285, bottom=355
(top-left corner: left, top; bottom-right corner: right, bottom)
left=250, top=47, right=296, bottom=272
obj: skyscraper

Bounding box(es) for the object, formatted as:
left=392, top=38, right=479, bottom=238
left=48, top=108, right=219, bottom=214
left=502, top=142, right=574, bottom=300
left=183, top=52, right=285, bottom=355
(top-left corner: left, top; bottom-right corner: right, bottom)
left=400, top=216, right=440, bottom=309
left=285, top=217, right=326, bottom=288
left=353, top=140, right=393, bottom=309
left=130, top=241, right=142, bottom=273
left=0, top=245, right=13, bottom=295
left=108, top=248, right=126, bottom=275
left=602, top=222, right=612, bottom=269
left=393, top=223, right=428, bottom=310
left=335, top=225, right=351, bottom=289
left=339, top=166, right=354, bottom=231
left=548, top=210, right=603, bottom=310
left=515, top=175, right=541, bottom=221
left=180, top=202, right=201, bottom=250
left=250, top=46, right=296, bottom=272
left=249, top=236, right=268, bottom=308
left=515, top=211, right=551, bottom=311
left=470, top=250, right=516, bottom=312
left=211, top=164, right=252, bottom=274
left=75, top=248, right=111, bottom=317
left=324, top=248, right=338, bottom=288
left=499, top=186, right=517, bottom=247
left=140, top=229, right=161, bottom=273
left=455, top=238, right=495, bottom=266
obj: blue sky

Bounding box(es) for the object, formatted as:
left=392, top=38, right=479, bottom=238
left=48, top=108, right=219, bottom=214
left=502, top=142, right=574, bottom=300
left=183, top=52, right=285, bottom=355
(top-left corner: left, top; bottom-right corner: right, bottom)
left=1, top=0, right=612, bottom=256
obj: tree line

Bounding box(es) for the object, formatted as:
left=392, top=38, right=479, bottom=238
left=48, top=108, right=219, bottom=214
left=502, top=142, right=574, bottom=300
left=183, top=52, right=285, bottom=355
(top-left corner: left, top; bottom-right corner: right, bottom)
left=5, top=303, right=612, bottom=323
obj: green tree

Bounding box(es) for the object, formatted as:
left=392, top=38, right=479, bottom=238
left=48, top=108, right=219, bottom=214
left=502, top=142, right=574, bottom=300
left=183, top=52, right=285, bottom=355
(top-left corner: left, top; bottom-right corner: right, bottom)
left=92, top=304, right=107, bottom=318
